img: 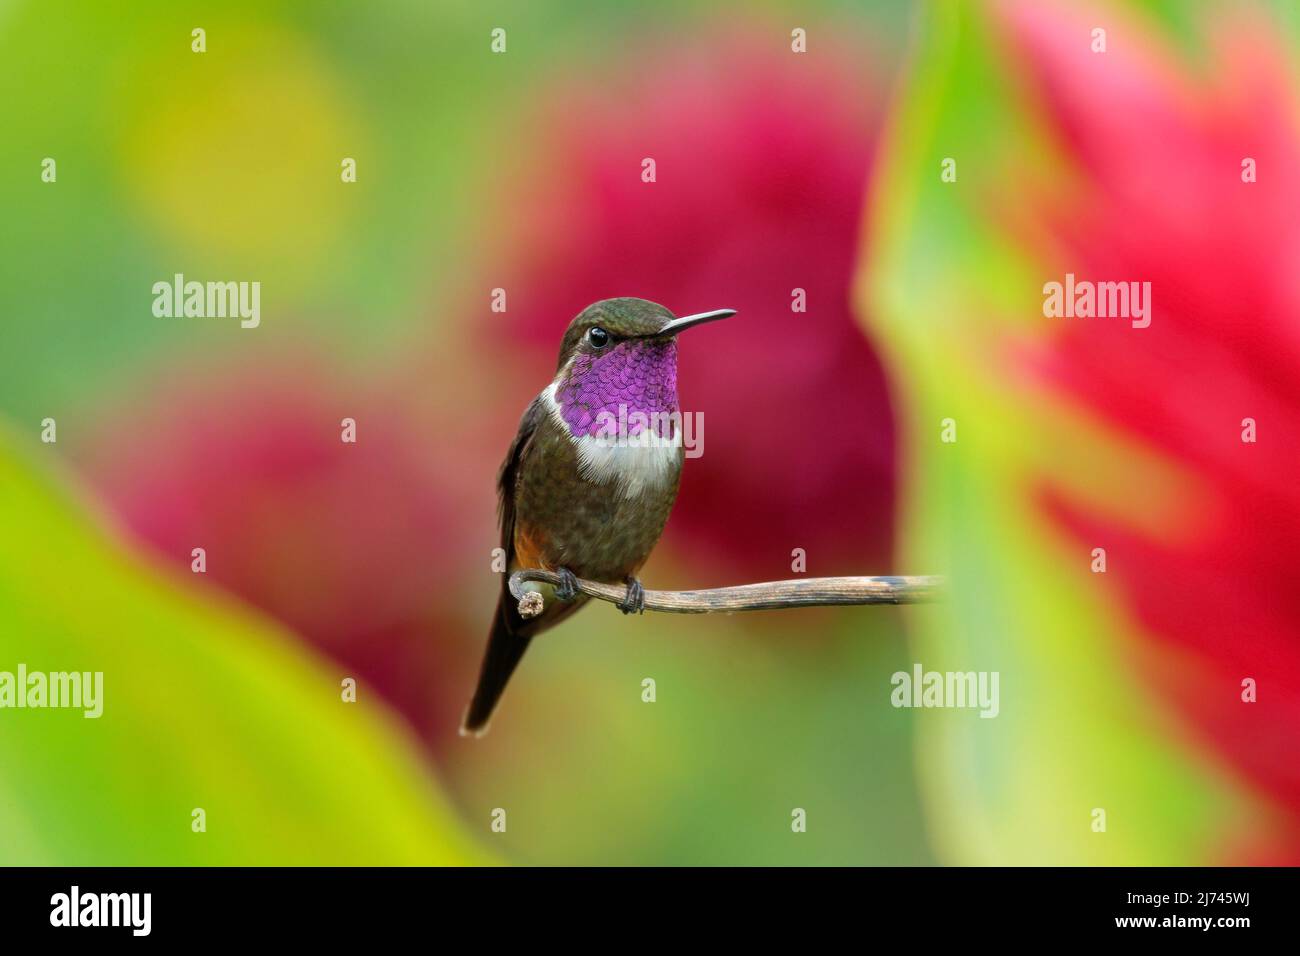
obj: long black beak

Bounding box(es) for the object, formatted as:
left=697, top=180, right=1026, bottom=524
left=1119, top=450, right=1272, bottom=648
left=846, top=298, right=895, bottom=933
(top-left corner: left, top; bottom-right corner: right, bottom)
left=658, top=308, right=737, bottom=335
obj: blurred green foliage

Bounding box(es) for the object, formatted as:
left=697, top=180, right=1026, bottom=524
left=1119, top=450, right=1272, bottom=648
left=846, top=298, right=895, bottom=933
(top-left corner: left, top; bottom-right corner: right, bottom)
left=0, top=428, right=487, bottom=864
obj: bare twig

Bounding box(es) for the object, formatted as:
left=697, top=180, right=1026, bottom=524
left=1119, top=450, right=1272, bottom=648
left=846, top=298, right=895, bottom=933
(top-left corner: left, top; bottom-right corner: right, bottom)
left=508, top=569, right=944, bottom=618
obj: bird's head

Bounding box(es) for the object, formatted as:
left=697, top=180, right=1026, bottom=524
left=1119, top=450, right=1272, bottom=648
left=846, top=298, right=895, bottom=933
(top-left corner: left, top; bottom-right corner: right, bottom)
left=550, top=298, right=734, bottom=439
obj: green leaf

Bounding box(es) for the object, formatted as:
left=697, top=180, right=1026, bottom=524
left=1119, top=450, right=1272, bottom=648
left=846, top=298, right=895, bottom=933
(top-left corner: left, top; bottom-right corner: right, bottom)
left=0, top=426, right=487, bottom=864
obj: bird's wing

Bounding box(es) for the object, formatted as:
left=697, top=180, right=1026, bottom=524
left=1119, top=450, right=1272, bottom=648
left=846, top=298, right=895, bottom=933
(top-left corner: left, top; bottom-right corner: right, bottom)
left=462, top=394, right=558, bottom=736
left=497, top=393, right=545, bottom=561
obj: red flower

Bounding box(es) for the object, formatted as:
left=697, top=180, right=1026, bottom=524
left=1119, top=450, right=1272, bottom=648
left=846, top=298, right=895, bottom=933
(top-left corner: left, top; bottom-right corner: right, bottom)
left=1002, top=0, right=1300, bottom=853
left=79, top=357, right=497, bottom=750
left=502, top=37, right=897, bottom=580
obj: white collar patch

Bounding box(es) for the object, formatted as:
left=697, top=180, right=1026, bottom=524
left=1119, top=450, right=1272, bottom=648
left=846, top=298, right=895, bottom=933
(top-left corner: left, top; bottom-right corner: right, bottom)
left=542, top=381, right=681, bottom=500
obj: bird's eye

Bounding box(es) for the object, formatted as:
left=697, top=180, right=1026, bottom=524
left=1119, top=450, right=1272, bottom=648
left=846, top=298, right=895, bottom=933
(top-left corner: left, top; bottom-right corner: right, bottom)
left=587, top=326, right=610, bottom=348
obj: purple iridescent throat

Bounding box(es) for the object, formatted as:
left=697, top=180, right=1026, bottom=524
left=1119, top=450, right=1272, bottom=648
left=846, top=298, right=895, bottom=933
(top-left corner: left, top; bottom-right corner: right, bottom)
left=554, top=339, right=679, bottom=438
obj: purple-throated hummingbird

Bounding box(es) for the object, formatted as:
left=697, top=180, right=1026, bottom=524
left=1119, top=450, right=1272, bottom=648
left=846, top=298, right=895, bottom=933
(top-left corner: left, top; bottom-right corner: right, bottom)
left=461, top=298, right=735, bottom=735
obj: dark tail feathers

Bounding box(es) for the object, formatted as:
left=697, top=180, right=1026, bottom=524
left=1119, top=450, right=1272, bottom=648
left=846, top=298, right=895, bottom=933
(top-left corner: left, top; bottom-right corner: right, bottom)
left=461, top=595, right=532, bottom=737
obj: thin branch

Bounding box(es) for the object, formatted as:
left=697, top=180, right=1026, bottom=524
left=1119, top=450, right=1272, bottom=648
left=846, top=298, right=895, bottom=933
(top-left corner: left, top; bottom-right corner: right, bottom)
left=508, top=569, right=944, bottom=617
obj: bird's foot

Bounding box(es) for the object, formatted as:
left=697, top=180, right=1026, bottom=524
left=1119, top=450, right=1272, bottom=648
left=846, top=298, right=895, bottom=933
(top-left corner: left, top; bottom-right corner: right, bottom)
left=618, top=576, right=646, bottom=615
left=554, top=567, right=580, bottom=602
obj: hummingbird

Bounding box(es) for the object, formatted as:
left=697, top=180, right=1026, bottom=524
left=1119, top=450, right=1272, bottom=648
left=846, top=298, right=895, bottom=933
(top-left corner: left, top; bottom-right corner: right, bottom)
left=461, top=297, right=735, bottom=736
